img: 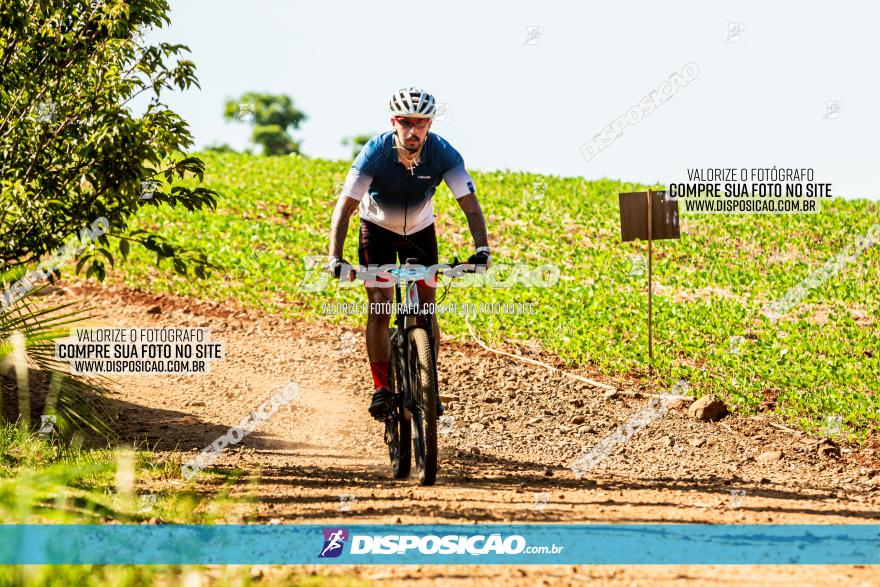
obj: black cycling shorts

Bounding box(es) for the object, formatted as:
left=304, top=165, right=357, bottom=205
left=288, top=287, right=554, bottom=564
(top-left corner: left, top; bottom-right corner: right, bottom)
left=358, top=219, right=438, bottom=270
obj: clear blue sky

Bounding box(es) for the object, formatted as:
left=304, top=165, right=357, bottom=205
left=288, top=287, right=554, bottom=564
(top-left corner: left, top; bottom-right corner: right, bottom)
left=148, top=1, right=880, bottom=200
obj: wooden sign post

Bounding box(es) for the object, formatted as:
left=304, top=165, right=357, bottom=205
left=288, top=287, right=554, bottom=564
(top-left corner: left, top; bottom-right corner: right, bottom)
left=647, top=189, right=653, bottom=364
left=618, top=190, right=680, bottom=372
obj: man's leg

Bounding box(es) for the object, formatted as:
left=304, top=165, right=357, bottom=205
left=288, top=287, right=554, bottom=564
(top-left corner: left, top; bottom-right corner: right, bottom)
left=359, top=219, right=397, bottom=420
left=365, top=285, right=393, bottom=388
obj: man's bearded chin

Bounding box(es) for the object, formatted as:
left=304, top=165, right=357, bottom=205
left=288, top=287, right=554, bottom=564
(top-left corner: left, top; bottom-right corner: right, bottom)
left=395, top=130, right=422, bottom=153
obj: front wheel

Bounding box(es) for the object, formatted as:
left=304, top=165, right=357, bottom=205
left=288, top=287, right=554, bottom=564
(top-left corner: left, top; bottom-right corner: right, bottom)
left=408, top=327, right=438, bottom=486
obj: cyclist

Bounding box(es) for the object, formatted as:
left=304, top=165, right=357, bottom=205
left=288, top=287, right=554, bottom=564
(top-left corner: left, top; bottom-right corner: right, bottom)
left=326, top=87, right=491, bottom=421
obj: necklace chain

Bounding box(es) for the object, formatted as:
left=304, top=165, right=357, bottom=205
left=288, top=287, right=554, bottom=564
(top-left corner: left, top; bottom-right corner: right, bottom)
left=394, top=133, right=422, bottom=175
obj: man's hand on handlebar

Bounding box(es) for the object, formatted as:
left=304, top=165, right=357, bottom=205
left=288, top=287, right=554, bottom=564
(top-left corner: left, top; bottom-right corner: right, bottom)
left=326, top=256, right=351, bottom=279
left=465, top=246, right=491, bottom=272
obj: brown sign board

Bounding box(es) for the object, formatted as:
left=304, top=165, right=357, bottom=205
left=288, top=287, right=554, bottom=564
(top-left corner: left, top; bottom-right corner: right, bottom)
left=619, top=190, right=680, bottom=242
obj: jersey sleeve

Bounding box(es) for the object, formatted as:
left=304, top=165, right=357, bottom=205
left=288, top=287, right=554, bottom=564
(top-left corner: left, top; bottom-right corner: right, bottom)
left=339, top=166, right=372, bottom=202
left=443, top=164, right=476, bottom=199
left=340, top=135, right=383, bottom=202
left=438, top=140, right=475, bottom=199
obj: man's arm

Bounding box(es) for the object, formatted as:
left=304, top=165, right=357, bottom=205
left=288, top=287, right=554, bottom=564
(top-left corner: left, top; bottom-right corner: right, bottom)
left=456, top=193, right=489, bottom=249
left=328, top=133, right=377, bottom=261
left=328, top=196, right=360, bottom=259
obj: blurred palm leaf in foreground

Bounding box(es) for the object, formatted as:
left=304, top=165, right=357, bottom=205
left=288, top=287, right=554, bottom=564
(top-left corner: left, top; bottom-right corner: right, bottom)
left=0, top=284, right=114, bottom=440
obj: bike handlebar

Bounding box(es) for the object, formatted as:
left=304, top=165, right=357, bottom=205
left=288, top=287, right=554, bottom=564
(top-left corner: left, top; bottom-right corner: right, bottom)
left=331, top=256, right=487, bottom=283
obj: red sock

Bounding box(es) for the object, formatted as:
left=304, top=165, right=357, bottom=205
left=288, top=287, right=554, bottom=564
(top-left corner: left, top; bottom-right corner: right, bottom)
left=370, top=361, right=390, bottom=389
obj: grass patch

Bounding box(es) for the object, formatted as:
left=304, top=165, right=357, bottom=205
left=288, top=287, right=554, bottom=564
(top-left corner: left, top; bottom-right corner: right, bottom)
left=0, top=425, right=373, bottom=585
left=0, top=424, right=247, bottom=524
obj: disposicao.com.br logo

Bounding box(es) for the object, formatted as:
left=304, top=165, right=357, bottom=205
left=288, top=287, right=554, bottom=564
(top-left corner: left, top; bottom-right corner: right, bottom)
left=318, top=528, right=349, bottom=558
left=317, top=528, right=563, bottom=558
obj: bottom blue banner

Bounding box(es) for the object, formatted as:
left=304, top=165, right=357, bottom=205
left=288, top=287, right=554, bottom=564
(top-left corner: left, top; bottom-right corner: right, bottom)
left=0, top=524, right=877, bottom=565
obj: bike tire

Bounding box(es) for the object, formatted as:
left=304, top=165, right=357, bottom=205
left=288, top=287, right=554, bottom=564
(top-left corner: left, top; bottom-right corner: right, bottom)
left=408, top=327, right=438, bottom=486
left=389, top=333, right=412, bottom=479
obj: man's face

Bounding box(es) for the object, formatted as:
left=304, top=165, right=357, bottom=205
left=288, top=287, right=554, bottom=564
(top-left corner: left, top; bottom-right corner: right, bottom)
left=391, top=117, right=432, bottom=152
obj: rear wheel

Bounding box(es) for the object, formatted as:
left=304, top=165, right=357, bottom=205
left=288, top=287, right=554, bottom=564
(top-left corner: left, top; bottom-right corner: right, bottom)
left=387, top=331, right=411, bottom=479
left=408, top=327, right=438, bottom=486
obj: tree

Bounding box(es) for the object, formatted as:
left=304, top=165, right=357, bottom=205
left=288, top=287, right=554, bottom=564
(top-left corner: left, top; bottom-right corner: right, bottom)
left=223, top=93, right=306, bottom=156
left=0, top=0, right=219, bottom=433
left=0, top=0, right=218, bottom=281
left=204, top=142, right=237, bottom=153
left=342, top=134, right=372, bottom=159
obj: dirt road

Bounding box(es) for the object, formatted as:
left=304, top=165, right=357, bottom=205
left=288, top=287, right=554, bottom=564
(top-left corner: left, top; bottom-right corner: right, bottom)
left=54, top=283, right=880, bottom=585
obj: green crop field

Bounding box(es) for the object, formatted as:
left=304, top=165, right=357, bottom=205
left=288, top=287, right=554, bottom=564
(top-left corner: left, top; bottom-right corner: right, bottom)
left=114, top=152, right=879, bottom=440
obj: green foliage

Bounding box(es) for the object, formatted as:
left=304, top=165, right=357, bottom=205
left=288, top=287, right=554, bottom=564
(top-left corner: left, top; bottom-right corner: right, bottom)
left=0, top=0, right=219, bottom=283
left=116, top=152, right=879, bottom=439
left=223, top=92, right=306, bottom=156
left=342, top=134, right=372, bottom=159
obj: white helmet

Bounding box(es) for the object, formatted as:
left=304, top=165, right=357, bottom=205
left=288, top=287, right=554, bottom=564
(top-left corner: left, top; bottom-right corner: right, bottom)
left=389, top=87, right=436, bottom=118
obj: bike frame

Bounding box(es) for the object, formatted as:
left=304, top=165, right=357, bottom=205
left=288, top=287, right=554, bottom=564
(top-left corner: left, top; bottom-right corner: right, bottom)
left=389, top=262, right=439, bottom=417
left=351, top=257, right=475, bottom=483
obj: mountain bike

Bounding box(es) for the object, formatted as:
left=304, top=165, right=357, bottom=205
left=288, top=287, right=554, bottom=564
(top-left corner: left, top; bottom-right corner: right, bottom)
left=383, top=257, right=473, bottom=486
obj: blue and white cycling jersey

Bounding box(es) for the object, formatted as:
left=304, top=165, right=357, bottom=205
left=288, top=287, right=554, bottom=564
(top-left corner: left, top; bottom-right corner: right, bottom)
left=339, top=131, right=475, bottom=236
